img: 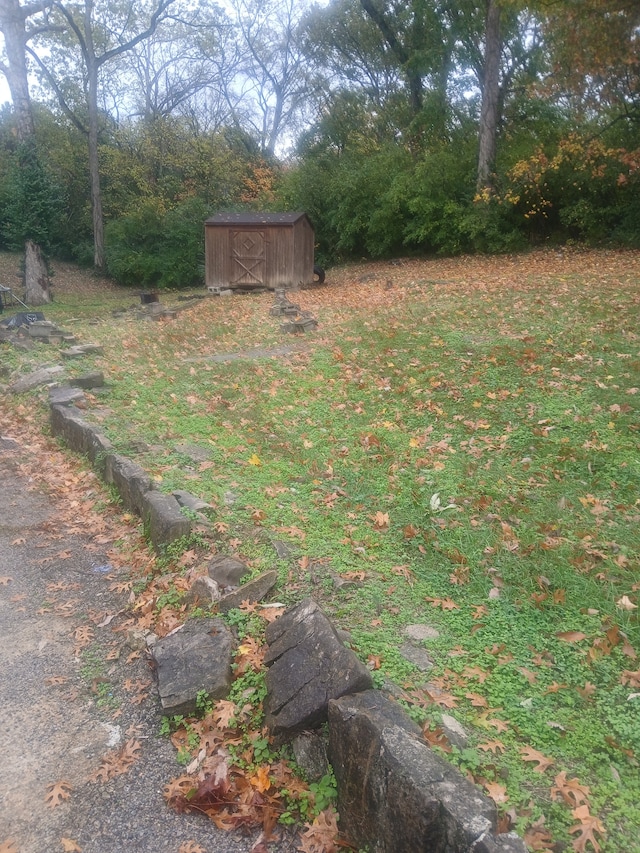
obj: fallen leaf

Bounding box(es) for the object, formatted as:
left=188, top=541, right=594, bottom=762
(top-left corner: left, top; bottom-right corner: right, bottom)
left=297, top=807, right=339, bottom=853
left=577, top=682, right=597, bottom=699
left=250, top=765, right=272, bottom=793
left=60, top=840, right=82, bottom=852
left=45, top=780, right=73, bottom=808
left=179, top=843, right=207, bottom=853
left=524, top=816, right=555, bottom=851
left=477, top=739, right=506, bottom=754
left=372, top=511, right=390, bottom=531
left=0, top=840, right=19, bottom=853
left=616, top=595, right=637, bottom=611
left=213, top=700, right=237, bottom=729
left=484, top=781, right=508, bottom=804
left=556, top=631, right=587, bottom=643
left=569, top=805, right=605, bottom=852
left=0, top=577, right=13, bottom=585
left=519, top=746, right=554, bottom=772
left=551, top=772, right=591, bottom=807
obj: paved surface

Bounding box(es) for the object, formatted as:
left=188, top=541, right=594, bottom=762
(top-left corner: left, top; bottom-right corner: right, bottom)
left=0, top=437, right=287, bottom=853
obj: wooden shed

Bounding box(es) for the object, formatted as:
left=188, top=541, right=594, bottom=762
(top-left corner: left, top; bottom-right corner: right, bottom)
left=204, top=212, right=316, bottom=291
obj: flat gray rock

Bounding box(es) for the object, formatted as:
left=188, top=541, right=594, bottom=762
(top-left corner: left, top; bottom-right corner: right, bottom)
left=70, top=371, right=105, bottom=389
left=173, top=489, right=214, bottom=515
left=218, top=570, right=278, bottom=613
left=49, top=386, right=86, bottom=406
left=152, top=618, right=235, bottom=715
left=174, top=443, right=212, bottom=463
left=404, top=624, right=440, bottom=641
left=184, top=576, right=221, bottom=608
left=10, top=364, right=65, bottom=393
left=207, top=554, right=251, bottom=588
left=399, top=641, right=434, bottom=671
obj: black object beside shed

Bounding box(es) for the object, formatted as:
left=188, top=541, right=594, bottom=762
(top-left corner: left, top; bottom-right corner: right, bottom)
left=205, top=212, right=316, bottom=291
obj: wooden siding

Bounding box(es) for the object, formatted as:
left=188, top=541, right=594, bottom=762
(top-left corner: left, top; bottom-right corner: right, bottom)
left=205, top=213, right=315, bottom=290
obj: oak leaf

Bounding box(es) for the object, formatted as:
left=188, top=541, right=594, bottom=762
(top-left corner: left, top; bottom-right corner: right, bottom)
left=179, top=842, right=207, bottom=853
left=556, top=631, right=587, bottom=643
left=45, top=780, right=72, bottom=808
left=551, top=772, right=591, bottom=807
left=569, top=805, right=605, bottom=852
left=250, top=765, right=272, bottom=793
left=519, top=746, right=554, bottom=772
left=297, top=807, right=339, bottom=853
left=60, top=840, right=82, bottom=852
left=620, top=669, right=640, bottom=688
left=213, top=700, right=237, bottom=729
left=524, top=816, right=554, bottom=851
left=477, top=739, right=506, bottom=754
left=484, top=781, right=508, bottom=804
left=372, top=511, right=390, bottom=531
left=0, top=840, right=19, bottom=853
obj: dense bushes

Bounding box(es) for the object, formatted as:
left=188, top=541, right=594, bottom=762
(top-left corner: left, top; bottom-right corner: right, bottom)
left=0, top=102, right=638, bottom=284
left=104, top=197, right=209, bottom=289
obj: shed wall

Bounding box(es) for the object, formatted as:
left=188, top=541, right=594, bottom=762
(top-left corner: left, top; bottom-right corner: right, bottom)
left=205, top=215, right=315, bottom=290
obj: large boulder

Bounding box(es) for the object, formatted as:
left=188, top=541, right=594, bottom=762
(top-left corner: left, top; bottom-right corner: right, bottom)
left=263, top=598, right=373, bottom=738
left=328, top=690, right=503, bottom=853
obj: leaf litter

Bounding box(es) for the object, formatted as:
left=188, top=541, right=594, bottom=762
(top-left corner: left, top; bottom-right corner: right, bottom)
left=2, top=247, right=640, bottom=851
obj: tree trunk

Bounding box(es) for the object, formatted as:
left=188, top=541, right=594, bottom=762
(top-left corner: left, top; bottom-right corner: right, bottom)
left=87, top=62, right=105, bottom=269
left=477, top=0, right=501, bottom=192
left=24, top=239, right=52, bottom=304
left=0, top=0, right=52, bottom=303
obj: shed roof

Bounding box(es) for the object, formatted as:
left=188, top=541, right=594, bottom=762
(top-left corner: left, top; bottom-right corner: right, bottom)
left=205, top=212, right=309, bottom=226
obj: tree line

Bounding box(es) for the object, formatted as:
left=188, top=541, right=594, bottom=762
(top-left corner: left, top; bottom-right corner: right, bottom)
left=0, top=0, right=638, bottom=301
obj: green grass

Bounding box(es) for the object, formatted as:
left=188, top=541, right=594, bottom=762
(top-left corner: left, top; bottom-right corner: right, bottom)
left=3, top=250, right=640, bottom=851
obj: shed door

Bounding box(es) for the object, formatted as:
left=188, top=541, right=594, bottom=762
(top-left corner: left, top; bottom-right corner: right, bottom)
left=231, top=230, right=266, bottom=286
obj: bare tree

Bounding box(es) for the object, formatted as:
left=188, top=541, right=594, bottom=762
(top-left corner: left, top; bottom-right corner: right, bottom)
left=30, top=0, right=177, bottom=269
left=223, top=0, right=313, bottom=156
left=0, top=0, right=53, bottom=304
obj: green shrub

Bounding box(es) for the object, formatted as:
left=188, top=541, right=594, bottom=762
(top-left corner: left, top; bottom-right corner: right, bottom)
left=105, top=196, right=209, bottom=288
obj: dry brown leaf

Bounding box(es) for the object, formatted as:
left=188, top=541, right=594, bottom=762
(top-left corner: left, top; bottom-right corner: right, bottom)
left=44, top=780, right=72, bottom=808
left=178, top=843, right=207, bottom=853
left=477, top=739, right=506, bottom=754
left=297, top=807, right=339, bottom=853
left=519, top=746, right=554, bottom=772
left=524, top=815, right=555, bottom=851
left=551, top=772, right=591, bottom=807
left=569, top=805, right=606, bottom=852
left=89, top=739, right=141, bottom=783
left=0, top=840, right=19, bottom=853
left=212, top=700, right=237, bottom=729
left=484, top=781, right=508, bottom=804
left=556, top=630, right=587, bottom=643
left=60, top=839, right=82, bottom=852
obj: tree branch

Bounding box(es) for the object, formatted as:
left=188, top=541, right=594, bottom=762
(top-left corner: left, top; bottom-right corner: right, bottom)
left=25, top=44, right=87, bottom=134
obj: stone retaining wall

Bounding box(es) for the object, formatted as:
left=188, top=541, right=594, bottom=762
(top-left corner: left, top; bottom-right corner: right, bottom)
left=50, top=402, right=190, bottom=551
left=50, top=401, right=527, bottom=852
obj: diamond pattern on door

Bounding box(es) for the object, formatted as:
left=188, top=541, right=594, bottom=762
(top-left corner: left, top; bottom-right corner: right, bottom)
left=231, top=230, right=266, bottom=285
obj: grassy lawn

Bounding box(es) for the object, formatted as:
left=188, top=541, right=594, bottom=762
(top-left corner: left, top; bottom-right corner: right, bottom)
left=2, top=248, right=639, bottom=851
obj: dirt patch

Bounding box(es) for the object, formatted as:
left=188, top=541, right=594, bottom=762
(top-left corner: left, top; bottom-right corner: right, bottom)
left=0, top=252, right=122, bottom=299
